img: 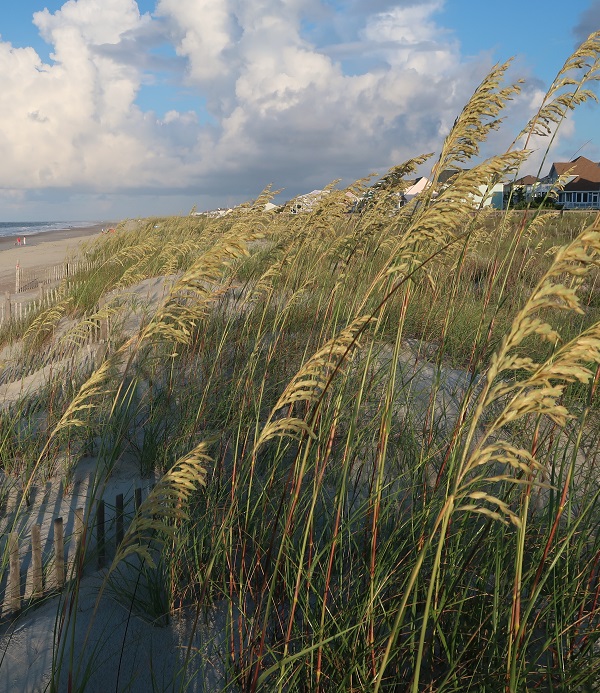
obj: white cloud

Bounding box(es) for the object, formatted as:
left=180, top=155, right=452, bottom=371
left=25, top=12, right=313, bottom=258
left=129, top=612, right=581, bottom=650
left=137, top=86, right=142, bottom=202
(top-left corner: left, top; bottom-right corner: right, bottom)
left=0, top=4, right=163, bottom=198
left=361, top=0, right=458, bottom=72
left=33, top=0, right=145, bottom=45
left=155, top=0, right=236, bottom=82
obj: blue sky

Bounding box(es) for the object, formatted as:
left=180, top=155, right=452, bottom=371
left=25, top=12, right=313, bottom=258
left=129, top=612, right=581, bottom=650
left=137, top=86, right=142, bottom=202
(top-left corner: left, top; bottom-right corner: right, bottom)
left=0, top=0, right=598, bottom=220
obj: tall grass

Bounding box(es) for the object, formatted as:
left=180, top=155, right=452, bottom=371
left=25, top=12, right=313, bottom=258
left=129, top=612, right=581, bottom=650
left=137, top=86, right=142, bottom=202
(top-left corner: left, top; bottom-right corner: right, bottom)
left=1, top=29, right=600, bottom=693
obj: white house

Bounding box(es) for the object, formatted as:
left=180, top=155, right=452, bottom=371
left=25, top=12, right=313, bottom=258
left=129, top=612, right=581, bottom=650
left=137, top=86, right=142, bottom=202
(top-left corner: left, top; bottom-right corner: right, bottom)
left=471, top=182, right=505, bottom=209
left=438, top=169, right=504, bottom=209
left=403, top=176, right=430, bottom=202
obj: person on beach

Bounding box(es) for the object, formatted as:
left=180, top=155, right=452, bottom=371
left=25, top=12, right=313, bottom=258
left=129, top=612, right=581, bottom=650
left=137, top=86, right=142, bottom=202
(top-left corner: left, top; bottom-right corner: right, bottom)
left=15, top=237, right=20, bottom=246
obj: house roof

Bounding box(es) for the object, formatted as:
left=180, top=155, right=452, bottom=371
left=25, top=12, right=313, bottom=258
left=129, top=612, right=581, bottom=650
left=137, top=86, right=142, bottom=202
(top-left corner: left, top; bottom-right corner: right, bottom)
left=550, top=156, right=600, bottom=186
left=404, top=177, right=430, bottom=197
left=564, top=179, right=600, bottom=192
left=514, top=175, right=538, bottom=186
left=438, top=169, right=461, bottom=185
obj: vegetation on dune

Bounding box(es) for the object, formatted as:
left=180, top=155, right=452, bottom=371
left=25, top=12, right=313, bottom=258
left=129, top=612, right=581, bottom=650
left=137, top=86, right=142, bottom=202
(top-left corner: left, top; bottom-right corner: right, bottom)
left=1, top=30, right=600, bottom=693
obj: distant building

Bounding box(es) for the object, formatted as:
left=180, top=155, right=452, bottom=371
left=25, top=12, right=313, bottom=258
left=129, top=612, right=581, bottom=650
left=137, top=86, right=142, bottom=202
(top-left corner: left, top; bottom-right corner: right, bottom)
left=503, top=175, right=555, bottom=206
left=505, top=175, right=538, bottom=203
left=473, top=182, right=505, bottom=209
left=544, top=156, right=600, bottom=209
left=289, top=189, right=330, bottom=213
left=437, top=169, right=504, bottom=209
left=403, top=176, right=430, bottom=203
left=196, top=207, right=232, bottom=218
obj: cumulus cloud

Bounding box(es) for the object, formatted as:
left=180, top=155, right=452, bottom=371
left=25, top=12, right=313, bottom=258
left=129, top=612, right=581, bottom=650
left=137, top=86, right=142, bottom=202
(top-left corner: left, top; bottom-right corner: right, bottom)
left=0, top=0, right=155, bottom=189
left=0, top=0, right=585, bottom=216
left=573, top=1, right=600, bottom=43
left=155, top=0, right=238, bottom=83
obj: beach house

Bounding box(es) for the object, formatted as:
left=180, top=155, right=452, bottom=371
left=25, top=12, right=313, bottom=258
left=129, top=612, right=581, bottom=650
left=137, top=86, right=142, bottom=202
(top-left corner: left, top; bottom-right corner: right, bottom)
left=544, top=156, right=600, bottom=209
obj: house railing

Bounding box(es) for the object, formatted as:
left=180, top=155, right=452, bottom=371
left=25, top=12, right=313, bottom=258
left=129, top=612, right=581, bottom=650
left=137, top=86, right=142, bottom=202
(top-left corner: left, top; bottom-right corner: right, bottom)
left=560, top=201, right=600, bottom=210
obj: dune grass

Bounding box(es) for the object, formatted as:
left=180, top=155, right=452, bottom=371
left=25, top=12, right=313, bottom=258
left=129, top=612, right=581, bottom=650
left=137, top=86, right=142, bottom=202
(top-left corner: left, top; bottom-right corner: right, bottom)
left=1, top=29, right=600, bottom=693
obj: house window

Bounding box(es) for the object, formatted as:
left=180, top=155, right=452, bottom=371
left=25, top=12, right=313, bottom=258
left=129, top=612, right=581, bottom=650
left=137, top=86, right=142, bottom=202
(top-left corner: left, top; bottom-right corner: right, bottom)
left=565, top=192, right=572, bottom=202
left=582, top=193, right=589, bottom=203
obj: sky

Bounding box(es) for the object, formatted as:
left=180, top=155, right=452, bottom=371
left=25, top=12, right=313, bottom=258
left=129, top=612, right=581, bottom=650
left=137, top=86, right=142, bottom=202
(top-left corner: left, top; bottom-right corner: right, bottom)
left=0, top=0, right=599, bottom=221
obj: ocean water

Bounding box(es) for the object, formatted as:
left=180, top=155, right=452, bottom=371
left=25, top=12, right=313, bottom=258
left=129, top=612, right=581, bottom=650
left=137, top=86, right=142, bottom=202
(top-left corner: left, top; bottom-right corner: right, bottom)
left=0, top=221, right=99, bottom=239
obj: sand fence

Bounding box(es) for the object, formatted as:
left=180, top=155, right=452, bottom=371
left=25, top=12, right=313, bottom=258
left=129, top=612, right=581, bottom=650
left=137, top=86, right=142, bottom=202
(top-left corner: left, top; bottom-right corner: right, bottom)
left=0, top=285, right=64, bottom=328
left=15, top=260, right=95, bottom=294
left=0, top=482, right=151, bottom=621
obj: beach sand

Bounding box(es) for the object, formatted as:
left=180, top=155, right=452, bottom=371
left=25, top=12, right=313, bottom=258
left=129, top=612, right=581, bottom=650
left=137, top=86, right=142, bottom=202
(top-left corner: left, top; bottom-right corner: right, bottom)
left=0, top=224, right=111, bottom=294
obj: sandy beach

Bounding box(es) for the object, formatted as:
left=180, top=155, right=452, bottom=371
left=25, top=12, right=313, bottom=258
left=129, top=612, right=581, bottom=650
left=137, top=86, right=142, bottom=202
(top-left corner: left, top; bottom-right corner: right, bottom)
left=0, top=224, right=112, bottom=294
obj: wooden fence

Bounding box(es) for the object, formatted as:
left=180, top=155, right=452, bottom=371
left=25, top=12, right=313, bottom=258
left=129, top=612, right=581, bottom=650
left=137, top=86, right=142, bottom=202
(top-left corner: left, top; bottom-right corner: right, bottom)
left=0, top=286, right=64, bottom=328
left=0, top=321, right=108, bottom=390
left=15, top=260, right=95, bottom=294
left=0, top=290, right=110, bottom=389
left=1, top=487, right=147, bottom=620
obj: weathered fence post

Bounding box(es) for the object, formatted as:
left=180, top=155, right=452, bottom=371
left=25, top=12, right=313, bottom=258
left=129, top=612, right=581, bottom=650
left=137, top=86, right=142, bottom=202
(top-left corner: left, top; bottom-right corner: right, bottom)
left=3, top=292, right=11, bottom=322
left=135, top=487, right=142, bottom=512
left=54, top=518, right=65, bottom=589
left=116, top=494, right=124, bottom=546
left=97, top=500, right=105, bottom=568
left=94, top=342, right=108, bottom=370
left=8, top=532, right=21, bottom=612
left=31, top=524, right=43, bottom=597
left=99, top=297, right=108, bottom=341
left=15, top=263, right=21, bottom=293
left=73, top=507, right=84, bottom=578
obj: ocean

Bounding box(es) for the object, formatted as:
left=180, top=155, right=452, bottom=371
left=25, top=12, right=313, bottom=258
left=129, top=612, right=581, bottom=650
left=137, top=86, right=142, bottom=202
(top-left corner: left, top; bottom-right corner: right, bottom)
left=0, top=221, right=99, bottom=239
